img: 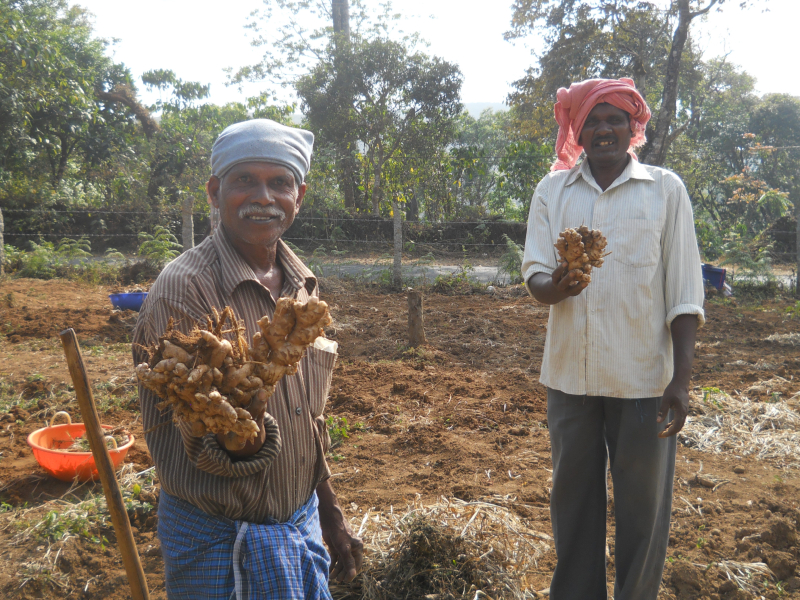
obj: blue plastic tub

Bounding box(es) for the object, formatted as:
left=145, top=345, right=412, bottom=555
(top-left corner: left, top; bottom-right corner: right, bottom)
left=109, top=292, right=148, bottom=312
left=701, top=264, right=726, bottom=290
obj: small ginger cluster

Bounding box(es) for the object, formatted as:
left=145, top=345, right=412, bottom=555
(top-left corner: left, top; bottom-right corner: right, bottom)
left=135, top=298, right=331, bottom=451
left=555, top=225, right=610, bottom=283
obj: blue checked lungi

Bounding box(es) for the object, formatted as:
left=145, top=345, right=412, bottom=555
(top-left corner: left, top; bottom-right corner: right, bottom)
left=158, top=490, right=333, bottom=600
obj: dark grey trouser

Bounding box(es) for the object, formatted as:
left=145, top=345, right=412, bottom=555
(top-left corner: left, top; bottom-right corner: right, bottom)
left=546, top=388, right=677, bottom=600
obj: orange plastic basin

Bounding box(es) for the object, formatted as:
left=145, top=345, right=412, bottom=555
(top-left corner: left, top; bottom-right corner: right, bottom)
left=27, top=413, right=135, bottom=482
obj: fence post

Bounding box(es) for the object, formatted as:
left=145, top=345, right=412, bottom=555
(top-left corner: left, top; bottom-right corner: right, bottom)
left=182, top=194, right=195, bottom=251
left=796, top=201, right=799, bottom=297
left=0, top=206, right=4, bottom=276
left=393, top=197, right=402, bottom=288
left=408, top=289, right=426, bottom=347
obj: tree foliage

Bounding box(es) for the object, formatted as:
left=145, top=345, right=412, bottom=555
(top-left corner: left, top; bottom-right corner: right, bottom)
left=236, top=1, right=463, bottom=216
left=505, top=0, right=763, bottom=165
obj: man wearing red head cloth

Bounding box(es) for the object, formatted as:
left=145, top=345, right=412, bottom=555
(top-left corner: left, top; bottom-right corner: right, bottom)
left=521, top=79, right=705, bottom=599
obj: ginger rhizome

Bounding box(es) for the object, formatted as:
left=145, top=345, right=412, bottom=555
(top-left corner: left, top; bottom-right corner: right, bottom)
left=555, top=226, right=609, bottom=283
left=135, top=298, right=331, bottom=451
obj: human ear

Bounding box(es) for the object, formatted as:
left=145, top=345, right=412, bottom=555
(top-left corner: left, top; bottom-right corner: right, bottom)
left=206, top=176, right=221, bottom=209
left=294, top=182, right=307, bottom=215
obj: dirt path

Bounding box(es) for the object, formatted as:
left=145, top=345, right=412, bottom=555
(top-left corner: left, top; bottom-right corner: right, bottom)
left=0, top=278, right=799, bottom=599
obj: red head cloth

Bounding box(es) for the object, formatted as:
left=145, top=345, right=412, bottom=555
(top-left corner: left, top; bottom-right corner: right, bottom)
left=551, top=77, right=651, bottom=171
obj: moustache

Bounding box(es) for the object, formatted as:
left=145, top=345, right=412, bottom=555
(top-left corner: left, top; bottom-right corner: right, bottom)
left=238, top=205, right=286, bottom=220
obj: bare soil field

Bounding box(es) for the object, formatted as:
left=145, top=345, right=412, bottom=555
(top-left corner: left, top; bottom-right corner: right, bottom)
left=0, top=277, right=799, bottom=599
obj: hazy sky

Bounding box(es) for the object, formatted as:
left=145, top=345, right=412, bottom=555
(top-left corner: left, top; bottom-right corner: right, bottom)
left=73, top=0, right=798, bottom=108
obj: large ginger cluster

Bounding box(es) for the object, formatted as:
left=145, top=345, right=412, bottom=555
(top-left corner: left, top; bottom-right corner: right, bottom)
left=135, top=298, right=331, bottom=451
left=555, top=225, right=610, bottom=283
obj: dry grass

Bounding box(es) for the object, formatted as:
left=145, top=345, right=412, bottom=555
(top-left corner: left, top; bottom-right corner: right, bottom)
left=331, top=494, right=552, bottom=600
left=765, top=332, right=800, bottom=346
left=679, top=389, right=800, bottom=467
left=714, top=560, right=775, bottom=595
left=0, top=464, right=157, bottom=592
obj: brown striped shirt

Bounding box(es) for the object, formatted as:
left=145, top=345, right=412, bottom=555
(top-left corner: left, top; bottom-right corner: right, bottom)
left=132, top=227, right=335, bottom=523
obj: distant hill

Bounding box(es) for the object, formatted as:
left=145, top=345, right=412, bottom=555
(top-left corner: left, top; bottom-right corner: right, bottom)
left=464, top=102, right=508, bottom=117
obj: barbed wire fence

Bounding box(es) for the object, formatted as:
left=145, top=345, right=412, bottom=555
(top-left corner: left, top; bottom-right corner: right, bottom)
left=0, top=205, right=534, bottom=283
left=1, top=205, right=798, bottom=287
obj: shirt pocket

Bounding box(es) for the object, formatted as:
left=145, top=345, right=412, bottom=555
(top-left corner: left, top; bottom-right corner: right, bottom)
left=609, top=218, right=661, bottom=268
left=302, top=346, right=337, bottom=417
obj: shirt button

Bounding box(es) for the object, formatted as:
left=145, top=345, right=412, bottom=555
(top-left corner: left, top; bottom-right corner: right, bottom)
left=295, top=407, right=302, bottom=415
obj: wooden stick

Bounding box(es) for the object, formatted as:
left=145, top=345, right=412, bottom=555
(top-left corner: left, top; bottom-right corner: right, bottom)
left=408, top=289, right=426, bottom=347
left=60, top=328, right=150, bottom=600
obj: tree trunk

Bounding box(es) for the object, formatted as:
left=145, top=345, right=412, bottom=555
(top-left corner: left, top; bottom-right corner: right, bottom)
left=393, top=197, right=402, bottom=288
left=406, top=188, right=419, bottom=222
left=639, top=0, right=693, bottom=167
left=332, top=0, right=350, bottom=38
left=372, top=154, right=383, bottom=215
left=408, top=290, right=426, bottom=347
left=339, top=149, right=358, bottom=209
left=55, top=134, right=70, bottom=185
left=332, top=1, right=357, bottom=210
left=181, top=194, right=195, bottom=251
left=0, top=206, right=4, bottom=276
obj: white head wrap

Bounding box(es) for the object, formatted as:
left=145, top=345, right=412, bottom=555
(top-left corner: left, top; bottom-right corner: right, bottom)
left=210, top=119, right=314, bottom=183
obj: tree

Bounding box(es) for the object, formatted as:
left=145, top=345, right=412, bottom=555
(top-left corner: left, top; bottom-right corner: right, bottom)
left=748, top=94, right=800, bottom=294
left=297, top=37, right=462, bottom=215
left=505, top=0, right=764, bottom=165
left=0, top=0, right=136, bottom=183
left=497, top=140, right=553, bottom=219
left=138, top=70, right=295, bottom=207
left=234, top=1, right=462, bottom=216
left=449, top=110, right=512, bottom=217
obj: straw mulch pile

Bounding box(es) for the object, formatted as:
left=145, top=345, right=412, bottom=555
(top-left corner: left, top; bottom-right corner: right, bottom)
left=331, top=495, right=553, bottom=600
left=766, top=332, right=800, bottom=346
left=679, top=389, right=800, bottom=467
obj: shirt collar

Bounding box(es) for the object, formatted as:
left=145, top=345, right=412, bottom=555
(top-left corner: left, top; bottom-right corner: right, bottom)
left=212, top=226, right=317, bottom=299
left=566, top=155, right=655, bottom=190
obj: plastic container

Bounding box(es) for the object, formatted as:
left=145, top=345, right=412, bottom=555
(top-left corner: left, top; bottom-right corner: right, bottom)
left=109, top=292, right=148, bottom=311
left=701, top=264, right=726, bottom=290
left=27, top=412, right=135, bottom=482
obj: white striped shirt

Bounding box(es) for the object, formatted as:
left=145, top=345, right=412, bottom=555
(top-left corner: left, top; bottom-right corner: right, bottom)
left=522, top=158, right=705, bottom=398
left=133, top=227, right=335, bottom=523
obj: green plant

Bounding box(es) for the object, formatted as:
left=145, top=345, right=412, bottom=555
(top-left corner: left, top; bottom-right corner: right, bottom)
left=15, top=241, right=57, bottom=279
left=403, top=345, right=435, bottom=362
left=702, top=387, right=724, bottom=409
left=326, top=415, right=350, bottom=448
left=55, top=236, right=92, bottom=262
left=431, top=260, right=483, bottom=294
left=137, top=226, right=182, bottom=269
left=498, top=234, right=524, bottom=284
left=284, top=241, right=306, bottom=257
left=720, top=232, right=777, bottom=286
left=785, top=301, right=800, bottom=319
left=307, top=246, right=328, bottom=277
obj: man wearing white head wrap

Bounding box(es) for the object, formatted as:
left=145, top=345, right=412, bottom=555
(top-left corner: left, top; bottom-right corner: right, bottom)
left=133, top=119, right=362, bottom=599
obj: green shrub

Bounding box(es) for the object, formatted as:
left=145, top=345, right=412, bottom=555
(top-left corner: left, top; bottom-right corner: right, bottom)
left=498, top=234, right=524, bottom=284
left=137, top=226, right=182, bottom=269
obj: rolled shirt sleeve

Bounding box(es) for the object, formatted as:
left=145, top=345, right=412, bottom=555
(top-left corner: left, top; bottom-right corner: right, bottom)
left=661, top=174, right=706, bottom=329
